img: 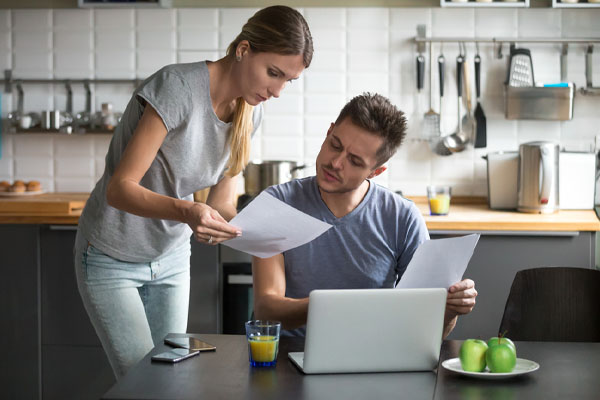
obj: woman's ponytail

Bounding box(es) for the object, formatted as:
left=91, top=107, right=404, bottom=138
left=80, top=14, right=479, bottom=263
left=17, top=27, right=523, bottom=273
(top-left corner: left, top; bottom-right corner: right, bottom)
left=225, top=98, right=254, bottom=177
left=224, top=6, right=313, bottom=177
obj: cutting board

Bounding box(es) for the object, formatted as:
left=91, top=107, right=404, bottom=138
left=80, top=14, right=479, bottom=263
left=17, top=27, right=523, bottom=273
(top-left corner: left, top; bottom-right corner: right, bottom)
left=0, top=193, right=89, bottom=214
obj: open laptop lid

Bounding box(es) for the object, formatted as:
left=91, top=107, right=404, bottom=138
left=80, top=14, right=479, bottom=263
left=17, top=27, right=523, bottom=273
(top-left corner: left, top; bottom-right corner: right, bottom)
left=297, top=288, right=446, bottom=374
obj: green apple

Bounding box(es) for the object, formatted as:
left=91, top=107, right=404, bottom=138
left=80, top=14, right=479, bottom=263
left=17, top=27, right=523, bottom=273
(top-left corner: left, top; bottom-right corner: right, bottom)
left=459, top=339, right=488, bottom=372
left=486, top=342, right=517, bottom=373
left=487, top=336, right=516, bottom=356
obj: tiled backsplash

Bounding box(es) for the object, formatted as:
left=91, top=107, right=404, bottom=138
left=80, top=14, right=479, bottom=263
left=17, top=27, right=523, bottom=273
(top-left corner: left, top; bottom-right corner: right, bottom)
left=0, top=7, right=599, bottom=195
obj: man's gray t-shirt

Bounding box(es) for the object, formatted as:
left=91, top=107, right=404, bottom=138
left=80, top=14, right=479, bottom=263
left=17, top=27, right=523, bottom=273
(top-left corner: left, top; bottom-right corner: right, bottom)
left=79, top=61, right=263, bottom=262
left=265, top=176, right=429, bottom=336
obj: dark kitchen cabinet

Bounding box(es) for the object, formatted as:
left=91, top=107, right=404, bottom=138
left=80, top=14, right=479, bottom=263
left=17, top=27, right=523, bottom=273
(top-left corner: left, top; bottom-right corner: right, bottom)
left=431, top=231, right=597, bottom=340
left=0, top=224, right=41, bottom=400
left=39, top=225, right=114, bottom=400
left=188, top=240, right=221, bottom=333
left=0, top=223, right=222, bottom=399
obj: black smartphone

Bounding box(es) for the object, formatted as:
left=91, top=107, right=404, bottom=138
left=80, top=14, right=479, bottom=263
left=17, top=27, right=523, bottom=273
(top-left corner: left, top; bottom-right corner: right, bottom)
left=164, top=337, right=216, bottom=352
left=151, top=348, right=200, bottom=363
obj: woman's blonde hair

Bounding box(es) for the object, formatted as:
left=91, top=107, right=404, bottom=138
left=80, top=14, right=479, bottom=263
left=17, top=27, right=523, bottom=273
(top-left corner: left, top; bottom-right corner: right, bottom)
left=224, top=5, right=313, bottom=177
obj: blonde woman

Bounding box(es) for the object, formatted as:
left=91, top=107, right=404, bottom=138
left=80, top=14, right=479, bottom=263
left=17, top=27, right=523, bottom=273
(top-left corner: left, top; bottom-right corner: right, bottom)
left=75, top=5, right=313, bottom=378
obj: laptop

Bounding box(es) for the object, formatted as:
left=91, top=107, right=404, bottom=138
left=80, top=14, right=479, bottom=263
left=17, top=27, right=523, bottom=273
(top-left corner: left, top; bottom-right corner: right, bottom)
left=288, top=288, right=447, bottom=374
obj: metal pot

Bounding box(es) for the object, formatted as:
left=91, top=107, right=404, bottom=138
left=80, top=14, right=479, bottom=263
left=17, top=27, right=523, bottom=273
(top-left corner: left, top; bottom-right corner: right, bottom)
left=243, top=160, right=310, bottom=196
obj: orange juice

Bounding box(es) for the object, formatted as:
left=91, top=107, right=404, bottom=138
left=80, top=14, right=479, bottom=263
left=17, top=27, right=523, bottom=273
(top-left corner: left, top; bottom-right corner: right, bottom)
left=429, top=194, right=450, bottom=215
left=248, top=335, right=278, bottom=362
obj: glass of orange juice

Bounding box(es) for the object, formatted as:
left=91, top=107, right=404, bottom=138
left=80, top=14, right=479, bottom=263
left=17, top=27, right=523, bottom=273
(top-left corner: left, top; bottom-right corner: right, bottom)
left=245, top=320, right=281, bottom=367
left=427, top=185, right=451, bottom=215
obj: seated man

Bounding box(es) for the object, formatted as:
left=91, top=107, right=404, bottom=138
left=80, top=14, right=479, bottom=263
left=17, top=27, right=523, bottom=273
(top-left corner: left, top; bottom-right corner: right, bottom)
left=252, top=93, right=477, bottom=338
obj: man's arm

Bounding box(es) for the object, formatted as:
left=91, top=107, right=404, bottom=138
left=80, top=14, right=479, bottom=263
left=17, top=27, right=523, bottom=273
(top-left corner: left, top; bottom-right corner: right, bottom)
left=442, top=279, right=478, bottom=339
left=252, top=254, right=309, bottom=330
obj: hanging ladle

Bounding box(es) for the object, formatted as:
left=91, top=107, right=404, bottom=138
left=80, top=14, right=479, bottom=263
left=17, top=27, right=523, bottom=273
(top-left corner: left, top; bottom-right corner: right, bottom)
left=443, top=50, right=469, bottom=153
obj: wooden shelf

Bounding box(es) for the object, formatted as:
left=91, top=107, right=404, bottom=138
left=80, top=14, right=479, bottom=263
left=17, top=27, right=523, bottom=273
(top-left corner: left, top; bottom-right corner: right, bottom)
left=552, top=0, right=600, bottom=7
left=441, top=0, right=529, bottom=7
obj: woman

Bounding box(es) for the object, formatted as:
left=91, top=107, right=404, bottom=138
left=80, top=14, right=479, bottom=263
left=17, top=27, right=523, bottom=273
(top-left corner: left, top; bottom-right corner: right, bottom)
left=74, top=5, right=313, bottom=378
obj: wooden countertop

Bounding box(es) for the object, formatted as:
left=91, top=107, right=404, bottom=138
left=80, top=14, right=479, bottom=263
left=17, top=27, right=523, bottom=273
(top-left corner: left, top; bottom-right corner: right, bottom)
left=414, top=197, right=600, bottom=232
left=0, top=193, right=599, bottom=232
left=0, top=192, right=86, bottom=224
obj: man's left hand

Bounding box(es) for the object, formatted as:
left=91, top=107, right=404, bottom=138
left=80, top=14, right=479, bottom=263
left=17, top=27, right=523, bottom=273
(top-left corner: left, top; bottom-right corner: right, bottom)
left=445, top=279, right=477, bottom=319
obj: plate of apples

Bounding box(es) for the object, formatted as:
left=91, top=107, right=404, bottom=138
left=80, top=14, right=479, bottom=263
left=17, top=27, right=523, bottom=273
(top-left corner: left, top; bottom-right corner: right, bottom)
left=442, top=334, right=539, bottom=379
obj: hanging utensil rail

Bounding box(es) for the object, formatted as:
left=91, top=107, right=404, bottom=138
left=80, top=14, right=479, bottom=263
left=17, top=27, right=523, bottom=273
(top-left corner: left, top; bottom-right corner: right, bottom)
left=413, top=25, right=600, bottom=95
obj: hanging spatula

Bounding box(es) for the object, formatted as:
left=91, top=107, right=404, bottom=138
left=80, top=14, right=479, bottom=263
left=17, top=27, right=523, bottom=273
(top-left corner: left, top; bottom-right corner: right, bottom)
left=474, top=50, right=487, bottom=148
left=423, top=42, right=441, bottom=141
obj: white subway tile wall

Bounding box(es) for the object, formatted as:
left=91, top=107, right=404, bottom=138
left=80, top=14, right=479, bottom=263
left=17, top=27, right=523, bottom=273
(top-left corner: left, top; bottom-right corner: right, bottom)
left=0, top=7, right=598, bottom=195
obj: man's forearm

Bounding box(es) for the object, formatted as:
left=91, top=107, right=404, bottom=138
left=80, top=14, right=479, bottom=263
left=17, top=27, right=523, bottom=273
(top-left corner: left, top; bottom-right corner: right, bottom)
left=443, top=314, right=457, bottom=339
left=254, top=294, right=309, bottom=330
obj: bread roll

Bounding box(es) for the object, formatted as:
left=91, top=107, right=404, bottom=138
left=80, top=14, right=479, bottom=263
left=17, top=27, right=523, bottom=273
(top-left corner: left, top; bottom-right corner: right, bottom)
left=10, top=182, right=26, bottom=193
left=26, top=180, right=41, bottom=192
left=0, top=181, right=10, bottom=192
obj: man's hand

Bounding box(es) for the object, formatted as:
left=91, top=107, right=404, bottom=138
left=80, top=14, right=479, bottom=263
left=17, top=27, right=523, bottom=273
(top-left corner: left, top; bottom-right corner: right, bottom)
left=446, top=279, right=477, bottom=318
left=442, top=279, right=477, bottom=339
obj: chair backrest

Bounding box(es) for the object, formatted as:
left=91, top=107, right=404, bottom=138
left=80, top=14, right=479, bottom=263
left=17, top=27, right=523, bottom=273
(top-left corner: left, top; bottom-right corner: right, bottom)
left=499, top=267, right=600, bottom=342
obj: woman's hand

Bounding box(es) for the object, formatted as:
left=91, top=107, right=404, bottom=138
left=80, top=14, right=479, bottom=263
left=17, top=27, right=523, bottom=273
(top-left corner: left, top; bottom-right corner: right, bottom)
left=185, top=202, right=241, bottom=245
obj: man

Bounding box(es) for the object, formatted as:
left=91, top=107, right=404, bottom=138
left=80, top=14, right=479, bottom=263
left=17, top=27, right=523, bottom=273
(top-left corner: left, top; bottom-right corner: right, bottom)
left=252, top=93, right=477, bottom=338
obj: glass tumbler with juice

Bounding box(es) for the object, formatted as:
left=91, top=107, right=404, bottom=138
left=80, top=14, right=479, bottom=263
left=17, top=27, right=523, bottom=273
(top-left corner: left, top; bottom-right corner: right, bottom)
left=427, top=185, right=451, bottom=215
left=245, top=320, right=281, bottom=367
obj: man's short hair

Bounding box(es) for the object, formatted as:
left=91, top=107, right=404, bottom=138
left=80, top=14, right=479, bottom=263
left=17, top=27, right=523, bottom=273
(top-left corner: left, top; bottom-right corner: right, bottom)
left=335, top=93, right=407, bottom=166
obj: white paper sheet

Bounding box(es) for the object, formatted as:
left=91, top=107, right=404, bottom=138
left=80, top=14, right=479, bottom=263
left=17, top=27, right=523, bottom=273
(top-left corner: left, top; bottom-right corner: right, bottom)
left=223, top=191, right=332, bottom=258
left=396, top=234, right=480, bottom=289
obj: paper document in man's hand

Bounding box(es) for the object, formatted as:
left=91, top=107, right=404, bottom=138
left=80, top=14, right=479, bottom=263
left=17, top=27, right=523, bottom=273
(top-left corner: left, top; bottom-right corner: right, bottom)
left=223, top=191, right=332, bottom=258
left=396, top=234, right=480, bottom=289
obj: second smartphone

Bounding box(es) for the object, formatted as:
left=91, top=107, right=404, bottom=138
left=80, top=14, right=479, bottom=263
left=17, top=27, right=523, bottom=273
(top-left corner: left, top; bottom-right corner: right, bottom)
left=164, top=337, right=216, bottom=352
left=151, top=348, right=199, bottom=363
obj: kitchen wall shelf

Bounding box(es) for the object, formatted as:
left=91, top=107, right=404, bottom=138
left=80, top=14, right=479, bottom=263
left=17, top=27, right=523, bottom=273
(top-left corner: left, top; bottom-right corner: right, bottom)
left=1, top=70, right=141, bottom=93
left=78, top=0, right=172, bottom=8
left=441, top=0, right=529, bottom=7
left=6, top=129, right=113, bottom=135
left=552, top=0, right=600, bottom=7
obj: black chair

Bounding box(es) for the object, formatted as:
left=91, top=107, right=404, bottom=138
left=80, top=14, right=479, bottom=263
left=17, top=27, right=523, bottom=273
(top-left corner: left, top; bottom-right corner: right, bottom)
left=499, top=267, right=600, bottom=342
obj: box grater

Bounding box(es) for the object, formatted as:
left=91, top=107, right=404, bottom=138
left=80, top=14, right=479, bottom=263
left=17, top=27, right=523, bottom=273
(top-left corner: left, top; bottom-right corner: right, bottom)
left=507, top=47, right=535, bottom=87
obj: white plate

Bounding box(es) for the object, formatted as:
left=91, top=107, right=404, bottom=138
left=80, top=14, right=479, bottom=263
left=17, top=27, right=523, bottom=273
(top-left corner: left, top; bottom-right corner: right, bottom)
left=441, top=357, right=539, bottom=379
left=0, top=190, right=45, bottom=197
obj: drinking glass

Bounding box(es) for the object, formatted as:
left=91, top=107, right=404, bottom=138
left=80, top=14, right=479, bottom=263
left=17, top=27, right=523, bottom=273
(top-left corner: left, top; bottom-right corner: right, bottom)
left=245, top=320, right=281, bottom=367
left=427, top=185, right=452, bottom=215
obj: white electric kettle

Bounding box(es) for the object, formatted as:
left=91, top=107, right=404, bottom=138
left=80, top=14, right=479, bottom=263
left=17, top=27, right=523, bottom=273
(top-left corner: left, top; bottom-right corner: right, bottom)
left=517, top=141, right=559, bottom=213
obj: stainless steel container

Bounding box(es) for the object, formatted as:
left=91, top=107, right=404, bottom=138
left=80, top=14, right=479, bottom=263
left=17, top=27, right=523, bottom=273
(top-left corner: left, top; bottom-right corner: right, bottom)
left=41, top=110, right=62, bottom=130
left=243, top=160, right=309, bottom=196
left=517, top=141, right=560, bottom=214
left=505, top=85, right=574, bottom=121
left=484, top=151, right=519, bottom=210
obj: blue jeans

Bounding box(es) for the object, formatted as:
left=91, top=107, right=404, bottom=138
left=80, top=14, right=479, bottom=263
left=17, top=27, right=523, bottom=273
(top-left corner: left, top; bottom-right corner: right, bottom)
left=74, top=230, right=191, bottom=379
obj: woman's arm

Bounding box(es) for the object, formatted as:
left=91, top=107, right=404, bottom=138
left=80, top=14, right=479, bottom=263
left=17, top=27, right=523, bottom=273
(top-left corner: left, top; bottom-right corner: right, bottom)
left=206, top=174, right=239, bottom=222
left=106, top=104, right=240, bottom=243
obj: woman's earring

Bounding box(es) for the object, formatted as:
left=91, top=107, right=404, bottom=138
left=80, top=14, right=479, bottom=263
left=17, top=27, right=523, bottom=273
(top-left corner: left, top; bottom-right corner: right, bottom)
left=236, top=55, right=242, bottom=62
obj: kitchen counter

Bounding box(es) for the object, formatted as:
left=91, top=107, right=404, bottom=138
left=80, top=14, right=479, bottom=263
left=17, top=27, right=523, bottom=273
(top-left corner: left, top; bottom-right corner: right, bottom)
left=0, top=193, right=86, bottom=224
left=415, top=196, right=600, bottom=232
left=1, top=193, right=599, bottom=231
